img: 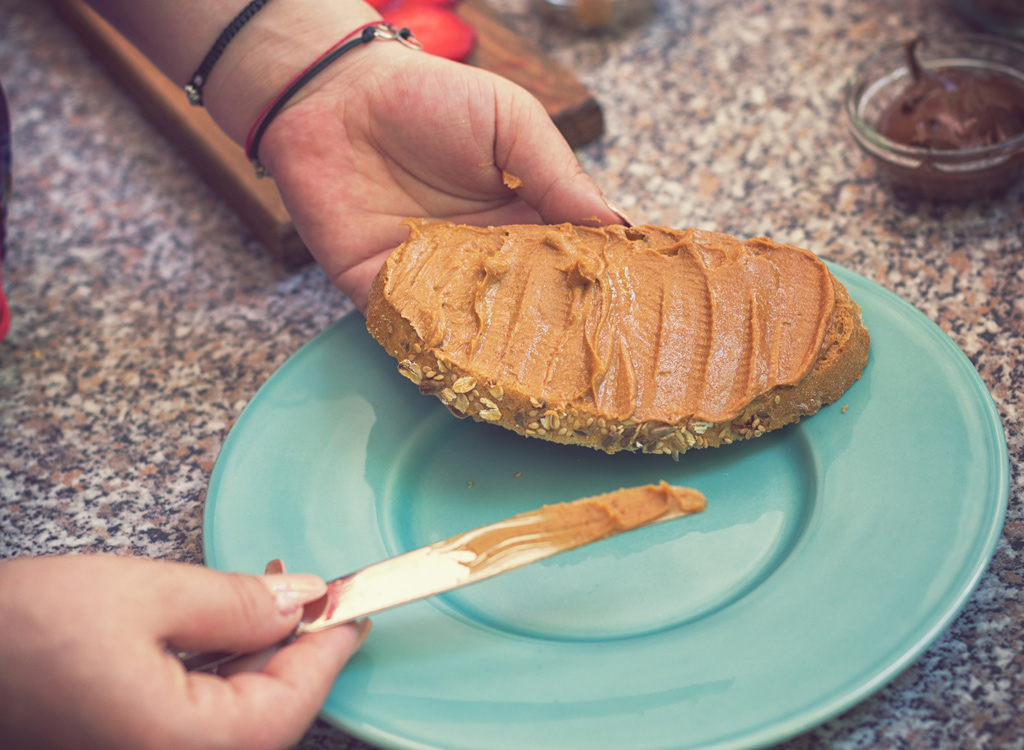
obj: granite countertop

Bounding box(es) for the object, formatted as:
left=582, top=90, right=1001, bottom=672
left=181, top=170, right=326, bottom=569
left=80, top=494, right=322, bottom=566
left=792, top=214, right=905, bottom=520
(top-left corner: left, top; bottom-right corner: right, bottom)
left=2, top=0, right=1022, bottom=748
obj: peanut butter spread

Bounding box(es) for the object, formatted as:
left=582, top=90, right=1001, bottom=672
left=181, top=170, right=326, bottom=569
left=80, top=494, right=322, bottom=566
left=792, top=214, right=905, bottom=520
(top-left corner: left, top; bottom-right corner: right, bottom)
left=382, top=221, right=836, bottom=424
left=454, top=482, right=707, bottom=573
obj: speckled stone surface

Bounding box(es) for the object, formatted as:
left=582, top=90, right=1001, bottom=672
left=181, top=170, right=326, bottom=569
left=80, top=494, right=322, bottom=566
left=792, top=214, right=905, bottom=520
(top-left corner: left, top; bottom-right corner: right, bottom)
left=1, top=0, right=1022, bottom=748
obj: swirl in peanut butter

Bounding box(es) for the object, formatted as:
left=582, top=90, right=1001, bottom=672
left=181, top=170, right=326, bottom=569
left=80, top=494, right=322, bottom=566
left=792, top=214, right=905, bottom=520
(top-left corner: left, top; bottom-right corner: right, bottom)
left=384, top=222, right=835, bottom=424
left=448, top=482, right=706, bottom=574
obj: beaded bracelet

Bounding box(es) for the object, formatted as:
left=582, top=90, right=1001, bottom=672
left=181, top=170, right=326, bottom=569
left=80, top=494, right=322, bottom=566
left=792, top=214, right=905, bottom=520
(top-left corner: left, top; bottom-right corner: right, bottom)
left=245, top=22, right=421, bottom=176
left=185, top=0, right=274, bottom=106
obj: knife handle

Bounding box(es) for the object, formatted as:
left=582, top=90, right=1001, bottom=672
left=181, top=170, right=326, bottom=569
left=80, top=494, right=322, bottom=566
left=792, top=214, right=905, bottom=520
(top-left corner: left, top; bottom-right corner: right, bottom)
left=175, top=635, right=295, bottom=673
left=175, top=648, right=244, bottom=673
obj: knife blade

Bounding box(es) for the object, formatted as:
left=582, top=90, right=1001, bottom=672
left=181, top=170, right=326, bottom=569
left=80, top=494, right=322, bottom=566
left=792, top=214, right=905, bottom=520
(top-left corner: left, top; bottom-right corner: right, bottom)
left=179, top=481, right=705, bottom=672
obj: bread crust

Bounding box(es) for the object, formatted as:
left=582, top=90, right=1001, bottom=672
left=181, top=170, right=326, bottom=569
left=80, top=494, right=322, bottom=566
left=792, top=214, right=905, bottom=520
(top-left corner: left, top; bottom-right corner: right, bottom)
left=367, top=224, right=870, bottom=458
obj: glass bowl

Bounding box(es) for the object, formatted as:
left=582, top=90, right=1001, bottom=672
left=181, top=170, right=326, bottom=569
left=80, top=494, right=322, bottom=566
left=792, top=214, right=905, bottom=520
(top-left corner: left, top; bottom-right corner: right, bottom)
left=843, top=33, right=1024, bottom=200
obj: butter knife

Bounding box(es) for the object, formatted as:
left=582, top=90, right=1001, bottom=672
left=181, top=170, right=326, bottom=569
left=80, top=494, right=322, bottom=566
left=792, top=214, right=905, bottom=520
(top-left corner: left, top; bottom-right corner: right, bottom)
left=179, top=481, right=705, bottom=672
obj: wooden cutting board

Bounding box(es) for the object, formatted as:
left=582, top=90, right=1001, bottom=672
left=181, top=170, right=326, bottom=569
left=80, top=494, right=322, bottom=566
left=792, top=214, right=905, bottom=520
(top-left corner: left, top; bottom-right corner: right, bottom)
left=48, top=0, right=603, bottom=265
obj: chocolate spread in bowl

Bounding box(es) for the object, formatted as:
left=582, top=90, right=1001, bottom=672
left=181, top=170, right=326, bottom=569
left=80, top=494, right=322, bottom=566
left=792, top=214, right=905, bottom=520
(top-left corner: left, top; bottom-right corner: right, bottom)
left=877, top=39, right=1024, bottom=149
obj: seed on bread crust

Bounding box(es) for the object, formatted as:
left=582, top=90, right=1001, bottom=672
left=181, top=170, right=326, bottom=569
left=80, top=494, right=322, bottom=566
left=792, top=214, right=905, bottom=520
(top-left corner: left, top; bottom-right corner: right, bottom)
left=453, top=376, right=477, bottom=394
left=398, top=359, right=423, bottom=385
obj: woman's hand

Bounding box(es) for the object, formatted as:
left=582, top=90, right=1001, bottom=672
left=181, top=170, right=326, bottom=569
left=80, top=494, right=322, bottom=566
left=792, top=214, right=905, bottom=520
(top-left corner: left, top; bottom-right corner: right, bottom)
left=258, top=45, right=626, bottom=311
left=0, top=554, right=368, bottom=750
left=85, top=0, right=624, bottom=311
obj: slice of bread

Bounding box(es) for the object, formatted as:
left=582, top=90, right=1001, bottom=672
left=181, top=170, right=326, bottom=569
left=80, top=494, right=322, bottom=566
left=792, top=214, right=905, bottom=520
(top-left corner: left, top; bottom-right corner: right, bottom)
left=367, top=221, right=869, bottom=458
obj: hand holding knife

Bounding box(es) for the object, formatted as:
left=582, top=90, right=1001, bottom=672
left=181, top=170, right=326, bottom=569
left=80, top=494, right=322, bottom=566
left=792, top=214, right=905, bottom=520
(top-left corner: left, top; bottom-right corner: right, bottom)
left=179, top=481, right=706, bottom=673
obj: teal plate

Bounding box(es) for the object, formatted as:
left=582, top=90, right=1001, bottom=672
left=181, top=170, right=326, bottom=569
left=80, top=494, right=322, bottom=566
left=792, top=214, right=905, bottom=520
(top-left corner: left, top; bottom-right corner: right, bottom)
left=204, top=265, right=1008, bottom=750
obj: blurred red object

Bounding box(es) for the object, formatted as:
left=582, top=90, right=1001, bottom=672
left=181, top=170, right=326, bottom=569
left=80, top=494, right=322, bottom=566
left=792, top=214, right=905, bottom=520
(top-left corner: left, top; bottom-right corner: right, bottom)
left=378, top=1, right=476, bottom=61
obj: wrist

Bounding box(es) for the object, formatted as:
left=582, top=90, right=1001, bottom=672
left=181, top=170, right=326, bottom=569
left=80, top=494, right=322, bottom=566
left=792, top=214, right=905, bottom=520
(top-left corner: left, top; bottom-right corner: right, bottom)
left=247, top=24, right=422, bottom=172
left=202, top=0, right=382, bottom=145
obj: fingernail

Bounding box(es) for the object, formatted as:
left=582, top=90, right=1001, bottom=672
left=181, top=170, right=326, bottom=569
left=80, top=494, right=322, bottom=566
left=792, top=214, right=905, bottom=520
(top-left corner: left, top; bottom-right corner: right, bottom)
left=604, top=198, right=633, bottom=227
left=264, top=558, right=285, bottom=575
left=262, top=573, right=327, bottom=616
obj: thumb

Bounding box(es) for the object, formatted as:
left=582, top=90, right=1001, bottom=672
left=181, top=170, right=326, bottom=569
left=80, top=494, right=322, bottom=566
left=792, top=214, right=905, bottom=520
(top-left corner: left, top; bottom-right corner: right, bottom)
left=155, top=566, right=327, bottom=655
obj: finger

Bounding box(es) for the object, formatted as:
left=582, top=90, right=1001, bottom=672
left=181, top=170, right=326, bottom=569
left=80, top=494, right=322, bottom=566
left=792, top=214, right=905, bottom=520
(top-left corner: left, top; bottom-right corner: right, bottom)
left=492, top=82, right=626, bottom=227
left=149, top=565, right=327, bottom=655
left=262, top=618, right=371, bottom=690
left=180, top=620, right=371, bottom=750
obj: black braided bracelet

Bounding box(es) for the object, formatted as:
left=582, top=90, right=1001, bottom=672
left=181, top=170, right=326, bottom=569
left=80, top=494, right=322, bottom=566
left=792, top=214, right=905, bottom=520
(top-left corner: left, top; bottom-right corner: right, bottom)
left=246, top=23, right=421, bottom=176
left=185, top=0, right=274, bottom=106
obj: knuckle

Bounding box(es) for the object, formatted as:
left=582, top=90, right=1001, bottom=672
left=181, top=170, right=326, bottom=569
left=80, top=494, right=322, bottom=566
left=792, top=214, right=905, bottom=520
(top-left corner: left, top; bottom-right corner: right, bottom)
left=224, top=572, right=271, bottom=625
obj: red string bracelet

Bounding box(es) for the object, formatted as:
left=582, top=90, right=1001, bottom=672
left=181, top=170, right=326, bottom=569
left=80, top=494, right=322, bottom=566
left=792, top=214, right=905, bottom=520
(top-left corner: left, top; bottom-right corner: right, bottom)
left=244, top=22, right=421, bottom=176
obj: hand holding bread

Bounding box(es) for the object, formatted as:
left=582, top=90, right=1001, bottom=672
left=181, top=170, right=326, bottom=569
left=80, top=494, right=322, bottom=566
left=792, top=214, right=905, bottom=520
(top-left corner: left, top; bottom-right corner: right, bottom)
left=256, top=49, right=623, bottom=312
